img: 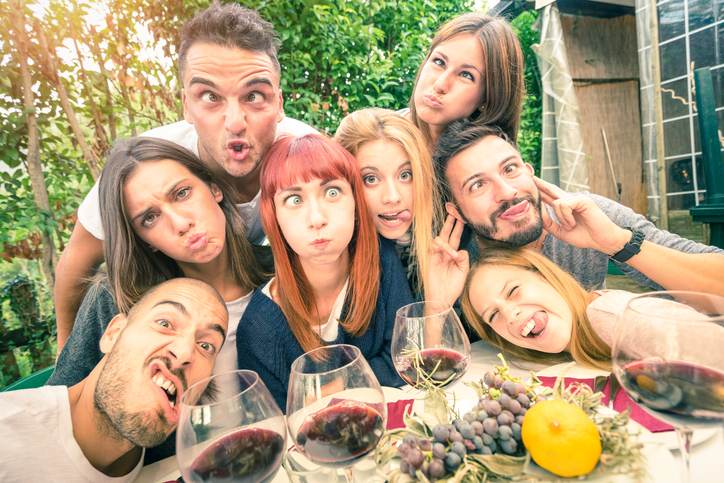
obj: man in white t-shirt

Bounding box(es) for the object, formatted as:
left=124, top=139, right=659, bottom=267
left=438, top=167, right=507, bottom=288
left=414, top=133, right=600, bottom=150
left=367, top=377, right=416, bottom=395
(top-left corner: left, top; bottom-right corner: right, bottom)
left=0, top=278, right=228, bottom=483
left=54, top=3, right=316, bottom=349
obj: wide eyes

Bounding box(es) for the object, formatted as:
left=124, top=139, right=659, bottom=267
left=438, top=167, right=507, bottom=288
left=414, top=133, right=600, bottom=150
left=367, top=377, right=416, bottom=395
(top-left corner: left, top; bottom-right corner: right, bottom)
left=363, top=174, right=379, bottom=186
left=200, top=91, right=219, bottom=103
left=503, top=162, right=521, bottom=175
left=247, top=91, right=265, bottom=104
left=155, top=318, right=171, bottom=329
left=283, top=194, right=302, bottom=207
left=399, top=169, right=413, bottom=182
left=198, top=341, right=217, bottom=355
left=326, top=187, right=341, bottom=198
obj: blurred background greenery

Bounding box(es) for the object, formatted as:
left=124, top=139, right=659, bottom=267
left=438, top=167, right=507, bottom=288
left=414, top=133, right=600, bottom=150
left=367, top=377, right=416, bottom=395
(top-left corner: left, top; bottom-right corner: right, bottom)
left=0, top=0, right=541, bottom=387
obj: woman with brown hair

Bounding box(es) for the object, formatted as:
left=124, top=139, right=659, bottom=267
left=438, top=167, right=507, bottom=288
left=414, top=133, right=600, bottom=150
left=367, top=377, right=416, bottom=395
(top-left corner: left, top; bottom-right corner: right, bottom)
left=50, top=137, right=265, bottom=386
left=408, top=13, right=525, bottom=148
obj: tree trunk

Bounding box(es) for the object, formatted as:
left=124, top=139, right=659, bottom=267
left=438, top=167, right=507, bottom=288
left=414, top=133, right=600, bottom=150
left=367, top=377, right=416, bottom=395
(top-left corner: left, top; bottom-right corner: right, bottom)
left=12, top=6, right=57, bottom=289
left=34, top=23, right=101, bottom=179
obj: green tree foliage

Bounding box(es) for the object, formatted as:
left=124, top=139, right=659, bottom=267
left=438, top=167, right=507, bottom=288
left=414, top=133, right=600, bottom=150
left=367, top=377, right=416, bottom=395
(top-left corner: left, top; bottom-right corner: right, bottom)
left=511, top=10, right=542, bottom=174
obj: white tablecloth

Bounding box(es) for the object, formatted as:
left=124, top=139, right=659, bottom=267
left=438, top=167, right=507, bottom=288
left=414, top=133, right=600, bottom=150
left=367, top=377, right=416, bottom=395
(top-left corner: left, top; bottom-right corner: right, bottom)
left=137, top=341, right=724, bottom=483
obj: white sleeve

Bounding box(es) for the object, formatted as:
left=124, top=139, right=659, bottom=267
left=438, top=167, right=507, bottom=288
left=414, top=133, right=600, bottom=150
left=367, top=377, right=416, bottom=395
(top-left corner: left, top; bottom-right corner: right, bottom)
left=76, top=181, right=105, bottom=240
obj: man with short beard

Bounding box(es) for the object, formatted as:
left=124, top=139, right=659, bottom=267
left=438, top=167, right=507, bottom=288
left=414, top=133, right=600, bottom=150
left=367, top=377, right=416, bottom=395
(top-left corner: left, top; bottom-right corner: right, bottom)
left=53, top=2, right=316, bottom=351
left=428, top=119, right=724, bottom=302
left=0, top=278, right=228, bottom=482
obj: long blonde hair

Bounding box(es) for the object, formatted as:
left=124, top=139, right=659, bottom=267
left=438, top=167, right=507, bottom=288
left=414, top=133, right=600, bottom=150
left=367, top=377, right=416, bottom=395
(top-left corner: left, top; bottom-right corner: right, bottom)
left=409, top=13, right=524, bottom=147
left=460, top=248, right=611, bottom=369
left=335, top=108, right=442, bottom=297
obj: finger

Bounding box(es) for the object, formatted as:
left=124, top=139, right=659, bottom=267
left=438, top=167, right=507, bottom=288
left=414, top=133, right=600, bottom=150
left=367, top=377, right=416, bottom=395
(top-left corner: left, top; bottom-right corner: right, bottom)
left=433, top=237, right=460, bottom=260
left=534, top=176, right=566, bottom=200
left=541, top=206, right=562, bottom=237
left=552, top=202, right=573, bottom=231
left=438, top=214, right=455, bottom=240
left=538, top=189, right=557, bottom=207
left=449, top=216, right=464, bottom=249
left=559, top=203, right=576, bottom=228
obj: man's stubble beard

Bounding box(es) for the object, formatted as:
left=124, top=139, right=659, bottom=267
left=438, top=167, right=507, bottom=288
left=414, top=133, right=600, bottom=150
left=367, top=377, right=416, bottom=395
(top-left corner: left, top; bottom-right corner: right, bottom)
left=94, top=349, right=174, bottom=448
left=457, top=195, right=544, bottom=248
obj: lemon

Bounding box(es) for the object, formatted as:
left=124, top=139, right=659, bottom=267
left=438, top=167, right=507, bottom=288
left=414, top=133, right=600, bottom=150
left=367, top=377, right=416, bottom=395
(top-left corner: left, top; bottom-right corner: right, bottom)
left=521, top=399, right=602, bottom=477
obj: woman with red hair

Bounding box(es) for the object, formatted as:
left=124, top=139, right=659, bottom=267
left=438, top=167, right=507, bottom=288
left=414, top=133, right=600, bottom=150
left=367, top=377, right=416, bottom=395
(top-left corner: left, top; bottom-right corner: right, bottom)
left=236, top=134, right=410, bottom=408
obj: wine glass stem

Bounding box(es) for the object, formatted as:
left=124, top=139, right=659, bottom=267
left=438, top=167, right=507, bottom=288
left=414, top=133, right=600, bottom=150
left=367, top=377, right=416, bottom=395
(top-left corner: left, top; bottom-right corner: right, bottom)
left=676, top=427, right=694, bottom=483
left=343, top=466, right=355, bottom=483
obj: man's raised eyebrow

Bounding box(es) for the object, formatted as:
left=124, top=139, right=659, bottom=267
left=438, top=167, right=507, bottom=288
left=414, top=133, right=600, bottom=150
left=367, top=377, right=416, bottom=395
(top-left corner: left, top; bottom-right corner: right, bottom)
left=245, top=77, right=274, bottom=89
left=188, top=77, right=217, bottom=89
left=202, top=323, right=226, bottom=342
left=152, top=300, right=189, bottom=316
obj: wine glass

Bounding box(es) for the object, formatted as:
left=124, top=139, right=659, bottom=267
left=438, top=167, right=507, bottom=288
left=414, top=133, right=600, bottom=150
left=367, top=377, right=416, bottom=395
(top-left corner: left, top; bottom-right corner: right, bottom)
left=177, top=369, right=287, bottom=483
left=286, top=344, right=386, bottom=483
left=611, top=291, right=724, bottom=483
left=392, top=301, right=471, bottom=390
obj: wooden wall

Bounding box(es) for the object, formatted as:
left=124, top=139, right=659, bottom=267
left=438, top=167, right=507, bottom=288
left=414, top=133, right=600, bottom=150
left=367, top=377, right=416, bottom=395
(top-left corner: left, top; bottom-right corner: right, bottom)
left=560, top=14, right=647, bottom=215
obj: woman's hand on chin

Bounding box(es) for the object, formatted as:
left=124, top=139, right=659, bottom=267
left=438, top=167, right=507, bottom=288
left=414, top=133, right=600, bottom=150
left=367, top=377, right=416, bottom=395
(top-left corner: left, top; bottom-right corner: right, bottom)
left=425, top=214, right=469, bottom=307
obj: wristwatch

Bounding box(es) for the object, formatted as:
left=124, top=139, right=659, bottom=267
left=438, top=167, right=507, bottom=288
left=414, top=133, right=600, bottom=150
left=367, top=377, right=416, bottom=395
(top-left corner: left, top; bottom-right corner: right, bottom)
left=610, top=228, right=645, bottom=263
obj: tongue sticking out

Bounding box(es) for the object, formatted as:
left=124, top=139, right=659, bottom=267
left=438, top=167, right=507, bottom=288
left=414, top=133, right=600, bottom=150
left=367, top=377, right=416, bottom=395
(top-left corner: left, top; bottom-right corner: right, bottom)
left=500, top=200, right=529, bottom=220
left=380, top=210, right=412, bottom=222
left=521, top=311, right=548, bottom=337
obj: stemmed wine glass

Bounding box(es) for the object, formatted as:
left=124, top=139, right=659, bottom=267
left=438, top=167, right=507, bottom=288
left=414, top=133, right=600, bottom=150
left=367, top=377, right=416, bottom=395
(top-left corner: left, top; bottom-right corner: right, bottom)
left=286, top=344, right=386, bottom=482
left=392, top=301, right=471, bottom=390
left=611, top=291, right=724, bottom=483
left=177, top=369, right=287, bottom=483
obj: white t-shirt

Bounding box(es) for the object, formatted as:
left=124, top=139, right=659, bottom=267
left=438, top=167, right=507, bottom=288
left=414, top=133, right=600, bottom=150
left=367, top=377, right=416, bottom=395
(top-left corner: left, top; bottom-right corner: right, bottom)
left=261, top=278, right=349, bottom=342
left=77, top=116, right=317, bottom=240
left=213, top=290, right=254, bottom=377
left=0, top=385, right=144, bottom=483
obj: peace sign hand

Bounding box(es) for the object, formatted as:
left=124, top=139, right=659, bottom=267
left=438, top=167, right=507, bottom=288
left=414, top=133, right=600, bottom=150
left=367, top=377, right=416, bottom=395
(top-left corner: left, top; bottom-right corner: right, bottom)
left=534, top=177, right=630, bottom=255
left=424, top=214, right=470, bottom=306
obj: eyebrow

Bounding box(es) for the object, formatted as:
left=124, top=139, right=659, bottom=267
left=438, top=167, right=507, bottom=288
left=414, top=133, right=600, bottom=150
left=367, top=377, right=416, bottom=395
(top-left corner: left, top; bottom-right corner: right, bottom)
left=202, top=323, right=227, bottom=342
left=459, top=155, right=519, bottom=190
left=130, top=180, right=190, bottom=225
left=153, top=300, right=189, bottom=316
left=188, top=76, right=275, bottom=90
left=277, top=178, right=339, bottom=194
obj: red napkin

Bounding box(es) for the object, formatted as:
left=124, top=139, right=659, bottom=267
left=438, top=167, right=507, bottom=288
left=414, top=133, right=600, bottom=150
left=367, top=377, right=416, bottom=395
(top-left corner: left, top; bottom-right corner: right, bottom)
left=386, top=399, right=415, bottom=429
left=537, top=376, right=674, bottom=433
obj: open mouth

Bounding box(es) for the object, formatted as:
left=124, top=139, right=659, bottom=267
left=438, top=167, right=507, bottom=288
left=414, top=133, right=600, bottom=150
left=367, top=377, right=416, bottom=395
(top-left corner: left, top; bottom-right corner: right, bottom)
left=520, top=311, right=547, bottom=338
left=226, top=140, right=250, bottom=160
left=149, top=361, right=183, bottom=419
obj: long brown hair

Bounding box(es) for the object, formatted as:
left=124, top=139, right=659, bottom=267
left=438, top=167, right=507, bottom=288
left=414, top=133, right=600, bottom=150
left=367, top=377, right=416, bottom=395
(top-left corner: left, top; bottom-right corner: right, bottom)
left=460, top=248, right=611, bottom=369
left=335, top=108, right=442, bottom=297
left=99, top=137, right=264, bottom=313
left=409, top=13, right=524, bottom=146
left=260, top=134, right=380, bottom=352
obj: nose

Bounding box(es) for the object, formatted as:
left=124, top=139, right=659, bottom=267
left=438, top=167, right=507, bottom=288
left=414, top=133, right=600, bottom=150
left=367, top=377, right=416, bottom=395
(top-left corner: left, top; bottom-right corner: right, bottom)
left=381, top=179, right=401, bottom=205
left=499, top=303, right=521, bottom=327
left=433, top=70, right=451, bottom=95
left=493, top=178, right=518, bottom=203
left=167, top=335, right=194, bottom=369
left=168, top=207, right=194, bottom=236
left=307, top=198, right=328, bottom=230
left=224, top=101, right=246, bottom=135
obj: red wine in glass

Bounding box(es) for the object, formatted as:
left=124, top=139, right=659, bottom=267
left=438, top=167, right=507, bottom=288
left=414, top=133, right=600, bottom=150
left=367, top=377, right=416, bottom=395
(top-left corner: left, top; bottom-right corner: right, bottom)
left=621, top=360, right=724, bottom=428
left=295, top=401, right=385, bottom=468
left=396, top=347, right=469, bottom=388
left=186, top=427, right=285, bottom=483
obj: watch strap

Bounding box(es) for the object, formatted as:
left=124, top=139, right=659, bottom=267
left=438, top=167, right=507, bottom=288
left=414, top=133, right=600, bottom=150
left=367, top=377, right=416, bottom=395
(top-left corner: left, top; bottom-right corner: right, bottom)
left=610, top=228, right=645, bottom=263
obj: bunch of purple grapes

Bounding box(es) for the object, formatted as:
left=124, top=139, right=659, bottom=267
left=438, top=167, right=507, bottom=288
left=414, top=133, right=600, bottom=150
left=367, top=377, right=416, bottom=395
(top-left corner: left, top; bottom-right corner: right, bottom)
left=470, top=370, right=534, bottom=456
left=397, top=435, right=443, bottom=479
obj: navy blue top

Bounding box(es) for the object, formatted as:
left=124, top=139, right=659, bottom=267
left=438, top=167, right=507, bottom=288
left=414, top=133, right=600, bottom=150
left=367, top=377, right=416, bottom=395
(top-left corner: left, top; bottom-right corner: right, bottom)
left=236, top=238, right=410, bottom=410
